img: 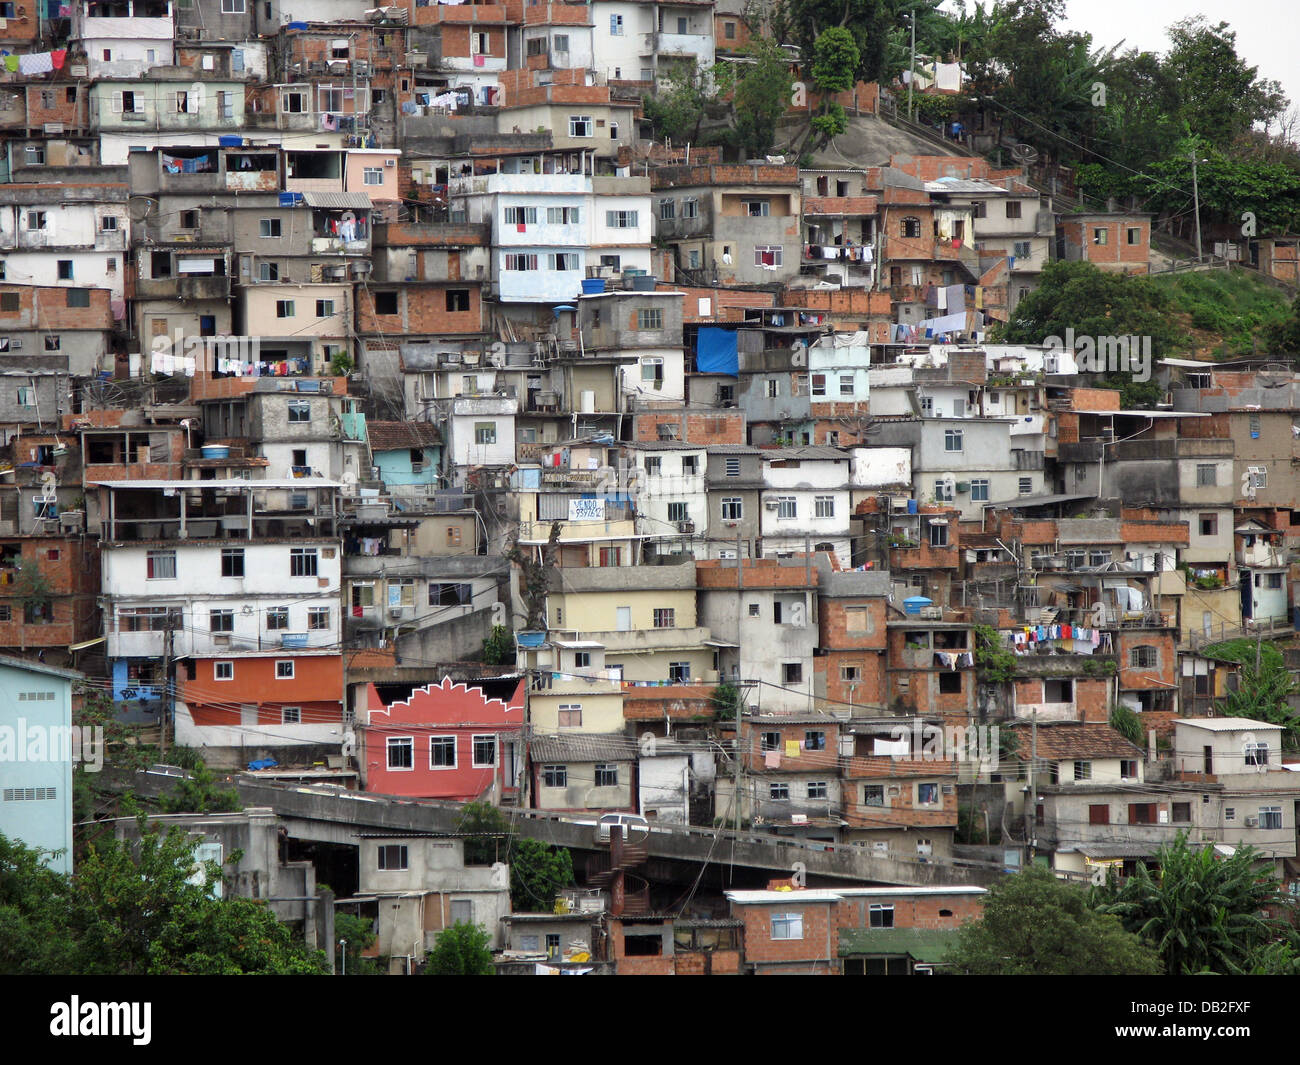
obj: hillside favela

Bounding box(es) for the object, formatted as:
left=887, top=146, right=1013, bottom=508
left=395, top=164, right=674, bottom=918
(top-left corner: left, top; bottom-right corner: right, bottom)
left=4, top=0, right=1300, bottom=984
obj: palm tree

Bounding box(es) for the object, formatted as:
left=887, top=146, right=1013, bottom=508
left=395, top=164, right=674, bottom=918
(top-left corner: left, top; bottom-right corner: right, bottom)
left=1093, top=833, right=1291, bottom=975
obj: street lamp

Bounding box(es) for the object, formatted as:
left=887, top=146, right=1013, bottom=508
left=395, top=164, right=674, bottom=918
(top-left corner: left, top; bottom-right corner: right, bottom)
left=338, top=938, right=347, bottom=976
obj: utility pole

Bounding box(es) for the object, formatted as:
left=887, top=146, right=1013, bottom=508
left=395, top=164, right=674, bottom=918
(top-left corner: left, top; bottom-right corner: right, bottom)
left=734, top=536, right=744, bottom=832
left=908, top=12, right=916, bottom=123
left=160, top=612, right=175, bottom=759
left=1022, top=710, right=1037, bottom=865
left=1190, top=150, right=1204, bottom=263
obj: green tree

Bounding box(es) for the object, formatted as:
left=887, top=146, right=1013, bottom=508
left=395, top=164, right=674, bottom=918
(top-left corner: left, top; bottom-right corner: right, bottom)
left=732, top=37, right=794, bottom=158
left=1264, top=293, right=1300, bottom=357
left=334, top=912, right=381, bottom=975
left=1109, top=703, right=1143, bottom=746
left=772, top=0, right=893, bottom=87
left=1162, top=17, right=1287, bottom=151
left=481, top=624, right=513, bottom=666
left=508, top=838, right=574, bottom=912
left=946, top=863, right=1163, bottom=975
left=1215, top=659, right=1300, bottom=748
left=993, top=260, right=1183, bottom=407
left=158, top=760, right=242, bottom=814
left=458, top=801, right=511, bottom=865
left=1094, top=833, right=1291, bottom=975
left=972, top=623, right=1017, bottom=684
left=0, top=826, right=327, bottom=974
left=424, top=921, right=494, bottom=975
left=642, top=62, right=716, bottom=144
left=711, top=680, right=742, bottom=720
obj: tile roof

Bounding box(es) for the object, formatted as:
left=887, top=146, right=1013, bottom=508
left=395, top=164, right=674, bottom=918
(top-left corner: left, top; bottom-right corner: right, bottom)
left=1007, top=722, right=1144, bottom=760
left=367, top=421, right=442, bottom=451
left=528, top=732, right=640, bottom=762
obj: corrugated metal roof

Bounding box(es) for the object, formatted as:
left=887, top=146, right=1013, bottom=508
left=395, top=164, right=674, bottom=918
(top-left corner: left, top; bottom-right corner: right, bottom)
left=300, top=191, right=375, bottom=209
left=529, top=733, right=639, bottom=762
left=838, top=927, right=962, bottom=962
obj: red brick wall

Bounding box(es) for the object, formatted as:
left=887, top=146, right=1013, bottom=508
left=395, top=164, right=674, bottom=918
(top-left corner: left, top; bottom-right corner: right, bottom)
left=736, top=902, right=838, bottom=971
left=633, top=410, right=745, bottom=445
left=356, top=283, right=482, bottom=335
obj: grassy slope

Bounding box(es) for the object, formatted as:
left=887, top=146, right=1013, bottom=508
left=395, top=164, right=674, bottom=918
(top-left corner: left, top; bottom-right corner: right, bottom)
left=1146, top=269, right=1293, bottom=359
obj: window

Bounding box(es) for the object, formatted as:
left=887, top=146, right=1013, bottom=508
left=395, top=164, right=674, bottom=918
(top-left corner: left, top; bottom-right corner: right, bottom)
left=308, top=607, right=330, bottom=630
left=558, top=704, right=582, bottom=727
left=605, top=209, right=638, bottom=228
left=721, top=498, right=743, bottom=520
left=543, top=764, right=567, bottom=788
left=475, top=422, right=497, bottom=445
left=290, top=548, right=318, bottom=577
left=209, top=609, right=234, bottom=633
left=900, top=216, right=921, bottom=239
left=1074, top=760, right=1092, bottom=781
left=287, top=399, right=311, bottom=423
left=769, top=782, right=790, bottom=800
left=863, top=784, right=884, bottom=806
left=258, top=262, right=279, bottom=282
left=771, top=913, right=803, bottom=940
left=1089, top=804, right=1109, bottom=826
left=443, top=289, right=471, bottom=313
left=1013, top=240, right=1032, bottom=259
left=869, top=904, right=895, bottom=928
left=805, top=730, right=826, bottom=751
left=260, top=218, right=282, bottom=238
left=146, top=550, right=176, bottom=580
left=595, top=764, right=618, bottom=788
left=280, top=706, right=302, bottom=725
left=1004, top=200, right=1022, bottom=219
left=315, top=299, right=335, bottom=318
left=1093, top=227, right=1108, bottom=245
left=276, top=299, right=296, bottom=318
left=938, top=671, right=961, bottom=694
left=56, top=260, right=73, bottom=281
left=653, top=608, right=675, bottom=628
left=362, top=167, right=384, bottom=186
left=760, top=731, right=781, bottom=752
left=754, top=245, right=783, bottom=267
left=806, top=781, right=828, bottom=801
left=917, top=782, right=939, bottom=805
left=1260, top=806, right=1283, bottom=829
left=215, top=661, right=234, bottom=681
left=221, top=0, right=246, bottom=11
left=1196, top=463, right=1216, bottom=486
left=1130, top=645, right=1156, bottom=669
left=1018, top=477, right=1033, bottom=495
left=776, top=496, right=796, bottom=519
left=1171, top=801, right=1191, bottom=823
left=783, top=663, right=802, bottom=684
left=810, top=374, right=827, bottom=397
left=1245, top=742, right=1270, bottom=767
left=725, top=458, right=741, bottom=477
left=548, top=253, right=579, bottom=271
left=546, top=206, right=581, bottom=225
left=635, top=308, right=665, bottom=332
left=1128, top=803, right=1157, bottom=825
left=568, top=115, right=593, bottom=137
left=275, top=660, right=294, bottom=679
left=610, top=13, right=623, bottom=34
left=658, top=198, right=675, bottom=220
left=743, top=200, right=770, bottom=217
left=814, top=495, right=835, bottom=518
left=1195, top=512, right=1217, bottom=538
left=681, top=198, right=698, bottom=218
left=1248, top=466, right=1267, bottom=489
left=667, top=502, right=689, bottom=523
left=724, top=20, right=736, bottom=38
left=929, top=522, right=949, bottom=547
left=944, top=429, right=963, bottom=452
left=430, top=736, right=457, bottom=768
left=504, top=253, right=539, bottom=271
left=970, top=479, right=989, bottom=502
left=377, top=844, right=408, bottom=869
left=266, top=606, right=289, bottom=631
left=1127, top=227, right=1142, bottom=245
left=1268, top=572, right=1284, bottom=589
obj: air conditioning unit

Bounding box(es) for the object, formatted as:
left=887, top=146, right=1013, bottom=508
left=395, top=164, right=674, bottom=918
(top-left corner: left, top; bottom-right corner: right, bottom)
left=764, top=499, right=779, bottom=510
left=676, top=520, right=695, bottom=533
left=353, top=60, right=371, bottom=76
left=1245, top=816, right=1260, bottom=827
left=213, top=634, right=231, bottom=647
left=385, top=158, right=396, bottom=167
left=388, top=608, right=404, bottom=620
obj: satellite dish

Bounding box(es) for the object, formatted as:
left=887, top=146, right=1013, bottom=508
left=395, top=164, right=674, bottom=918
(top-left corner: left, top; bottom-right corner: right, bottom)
left=1010, top=143, right=1038, bottom=166
left=127, top=195, right=157, bottom=222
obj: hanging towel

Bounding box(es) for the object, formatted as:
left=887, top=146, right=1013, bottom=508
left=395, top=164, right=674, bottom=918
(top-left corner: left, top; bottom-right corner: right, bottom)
left=50, top=49, right=66, bottom=70
left=4, top=55, right=18, bottom=72
left=785, top=740, right=800, bottom=759
left=20, top=52, right=54, bottom=75
left=764, top=750, right=781, bottom=769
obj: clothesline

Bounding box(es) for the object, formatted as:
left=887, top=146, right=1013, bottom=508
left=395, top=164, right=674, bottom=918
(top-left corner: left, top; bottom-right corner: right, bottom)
left=0, top=49, right=67, bottom=75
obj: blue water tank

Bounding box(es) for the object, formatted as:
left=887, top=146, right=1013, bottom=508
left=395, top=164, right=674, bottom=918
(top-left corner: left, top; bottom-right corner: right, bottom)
left=581, top=278, right=606, bottom=295
left=906, top=499, right=918, bottom=514
left=903, top=596, right=932, bottom=615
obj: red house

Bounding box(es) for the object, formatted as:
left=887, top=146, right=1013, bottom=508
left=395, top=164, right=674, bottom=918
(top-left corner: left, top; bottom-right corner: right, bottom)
left=360, top=677, right=525, bottom=802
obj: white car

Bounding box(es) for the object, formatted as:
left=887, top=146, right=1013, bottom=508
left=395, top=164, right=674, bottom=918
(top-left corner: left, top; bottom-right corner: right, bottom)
left=595, top=813, right=649, bottom=843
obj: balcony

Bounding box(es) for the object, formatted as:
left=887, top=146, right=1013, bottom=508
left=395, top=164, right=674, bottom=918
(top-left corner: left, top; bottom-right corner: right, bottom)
left=134, top=275, right=231, bottom=301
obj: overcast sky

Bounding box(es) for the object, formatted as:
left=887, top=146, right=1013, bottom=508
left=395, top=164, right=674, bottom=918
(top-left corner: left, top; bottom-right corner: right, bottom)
left=950, top=0, right=1298, bottom=129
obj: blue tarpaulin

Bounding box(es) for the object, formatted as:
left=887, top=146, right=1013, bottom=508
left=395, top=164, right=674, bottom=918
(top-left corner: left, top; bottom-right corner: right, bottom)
left=248, top=758, right=279, bottom=771
left=696, top=327, right=739, bottom=376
